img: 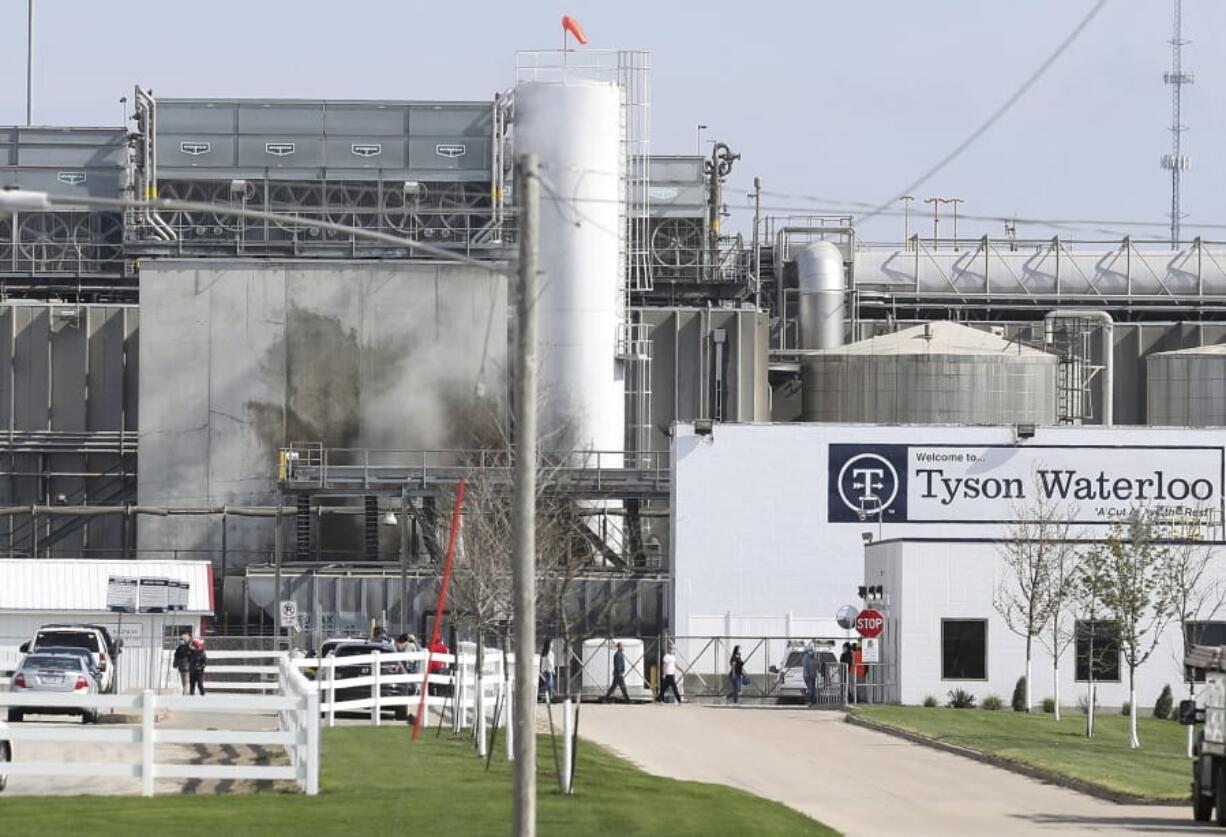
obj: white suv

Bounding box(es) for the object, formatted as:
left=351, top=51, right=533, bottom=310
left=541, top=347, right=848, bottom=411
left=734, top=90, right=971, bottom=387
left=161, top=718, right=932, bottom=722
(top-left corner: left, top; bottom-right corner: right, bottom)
left=22, top=625, right=120, bottom=694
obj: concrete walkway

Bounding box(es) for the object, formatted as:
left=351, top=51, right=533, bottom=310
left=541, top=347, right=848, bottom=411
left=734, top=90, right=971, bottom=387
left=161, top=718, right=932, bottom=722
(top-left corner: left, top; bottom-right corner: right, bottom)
left=576, top=704, right=1198, bottom=836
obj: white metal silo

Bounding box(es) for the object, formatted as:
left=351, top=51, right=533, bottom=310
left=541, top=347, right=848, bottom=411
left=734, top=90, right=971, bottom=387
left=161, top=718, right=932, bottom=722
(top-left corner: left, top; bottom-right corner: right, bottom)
left=1147, top=344, right=1226, bottom=426
left=801, top=321, right=1058, bottom=425
left=513, top=80, right=625, bottom=457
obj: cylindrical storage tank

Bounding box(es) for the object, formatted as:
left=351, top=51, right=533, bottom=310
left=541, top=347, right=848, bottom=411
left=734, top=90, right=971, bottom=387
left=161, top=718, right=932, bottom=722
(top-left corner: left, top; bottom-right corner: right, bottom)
left=801, top=321, right=1057, bottom=424
left=795, top=242, right=845, bottom=350
left=513, top=80, right=624, bottom=456
left=1146, top=344, right=1226, bottom=426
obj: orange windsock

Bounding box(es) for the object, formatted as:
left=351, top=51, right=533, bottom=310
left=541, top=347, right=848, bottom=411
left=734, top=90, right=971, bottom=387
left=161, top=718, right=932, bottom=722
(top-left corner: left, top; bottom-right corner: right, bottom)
left=562, top=15, right=588, bottom=45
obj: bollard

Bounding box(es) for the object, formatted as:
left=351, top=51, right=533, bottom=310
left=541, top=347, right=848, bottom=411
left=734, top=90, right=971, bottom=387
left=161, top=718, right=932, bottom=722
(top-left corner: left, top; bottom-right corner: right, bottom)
left=561, top=698, right=573, bottom=795
left=505, top=672, right=515, bottom=761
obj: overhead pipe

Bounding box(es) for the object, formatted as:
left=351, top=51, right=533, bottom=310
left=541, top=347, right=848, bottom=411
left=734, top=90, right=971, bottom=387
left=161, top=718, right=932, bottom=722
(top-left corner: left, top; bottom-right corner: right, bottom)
left=1043, top=309, right=1113, bottom=426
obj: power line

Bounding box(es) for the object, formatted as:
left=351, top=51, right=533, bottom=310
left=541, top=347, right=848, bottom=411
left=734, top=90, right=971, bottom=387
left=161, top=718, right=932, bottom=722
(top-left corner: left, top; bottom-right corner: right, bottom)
left=856, top=0, right=1111, bottom=226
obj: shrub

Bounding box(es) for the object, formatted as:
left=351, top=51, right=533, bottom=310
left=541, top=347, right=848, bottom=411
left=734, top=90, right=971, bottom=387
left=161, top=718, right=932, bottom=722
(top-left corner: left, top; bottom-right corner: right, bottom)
left=922, top=695, right=938, bottom=708
left=981, top=694, right=1003, bottom=711
left=1041, top=697, right=1056, bottom=714
left=1154, top=684, right=1174, bottom=721
left=947, top=689, right=977, bottom=709
left=1121, top=700, right=1132, bottom=716
left=1011, top=676, right=1027, bottom=712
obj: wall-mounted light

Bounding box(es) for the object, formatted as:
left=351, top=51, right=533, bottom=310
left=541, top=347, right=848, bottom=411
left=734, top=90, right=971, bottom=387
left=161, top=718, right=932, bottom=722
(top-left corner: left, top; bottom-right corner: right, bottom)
left=1015, top=423, right=1036, bottom=440
left=693, top=419, right=714, bottom=437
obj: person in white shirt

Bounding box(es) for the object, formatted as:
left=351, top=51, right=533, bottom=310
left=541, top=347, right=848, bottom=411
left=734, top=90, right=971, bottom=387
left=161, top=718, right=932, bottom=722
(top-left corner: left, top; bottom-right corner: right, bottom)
left=658, top=644, right=682, bottom=704
left=539, top=638, right=557, bottom=703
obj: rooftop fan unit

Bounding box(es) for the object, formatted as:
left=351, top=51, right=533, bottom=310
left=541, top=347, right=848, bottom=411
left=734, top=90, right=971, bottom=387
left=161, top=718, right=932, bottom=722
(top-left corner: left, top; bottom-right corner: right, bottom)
left=324, top=182, right=381, bottom=233
left=18, top=212, right=75, bottom=273
left=649, top=217, right=703, bottom=276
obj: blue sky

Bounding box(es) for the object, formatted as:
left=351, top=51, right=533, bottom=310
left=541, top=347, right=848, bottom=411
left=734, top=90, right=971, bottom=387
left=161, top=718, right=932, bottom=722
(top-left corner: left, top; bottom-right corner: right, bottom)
left=1, top=0, right=1222, bottom=241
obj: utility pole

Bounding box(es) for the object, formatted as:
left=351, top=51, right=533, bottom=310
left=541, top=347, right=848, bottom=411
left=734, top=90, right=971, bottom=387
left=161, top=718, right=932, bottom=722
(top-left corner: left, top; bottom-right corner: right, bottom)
left=696, top=124, right=707, bottom=156
left=924, top=197, right=942, bottom=249
left=751, top=176, right=762, bottom=307
left=273, top=501, right=284, bottom=649
left=26, top=0, right=34, bottom=125
left=512, top=153, right=540, bottom=837
left=1162, top=0, right=1193, bottom=249
left=899, top=195, right=914, bottom=249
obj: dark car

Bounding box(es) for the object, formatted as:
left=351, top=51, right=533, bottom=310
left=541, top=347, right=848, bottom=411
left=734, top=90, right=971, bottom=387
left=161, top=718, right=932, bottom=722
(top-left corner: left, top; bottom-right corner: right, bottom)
left=312, top=641, right=413, bottom=720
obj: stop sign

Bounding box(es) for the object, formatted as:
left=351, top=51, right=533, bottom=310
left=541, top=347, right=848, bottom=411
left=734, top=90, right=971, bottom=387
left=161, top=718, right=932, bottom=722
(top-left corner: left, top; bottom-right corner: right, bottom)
left=855, top=609, right=885, bottom=639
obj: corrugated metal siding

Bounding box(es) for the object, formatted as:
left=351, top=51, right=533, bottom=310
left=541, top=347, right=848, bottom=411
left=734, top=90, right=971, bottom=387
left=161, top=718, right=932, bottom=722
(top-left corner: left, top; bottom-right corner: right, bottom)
left=0, top=559, right=211, bottom=611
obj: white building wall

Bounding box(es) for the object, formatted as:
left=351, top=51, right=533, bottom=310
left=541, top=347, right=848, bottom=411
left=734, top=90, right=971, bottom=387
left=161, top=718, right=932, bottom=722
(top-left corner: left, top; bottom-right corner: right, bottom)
left=867, top=540, right=1224, bottom=708
left=672, top=423, right=1226, bottom=638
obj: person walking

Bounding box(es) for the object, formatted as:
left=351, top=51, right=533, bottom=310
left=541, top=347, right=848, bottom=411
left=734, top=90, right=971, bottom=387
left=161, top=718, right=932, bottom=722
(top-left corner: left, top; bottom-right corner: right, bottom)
left=188, top=638, right=208, bottom=696
left=802, top=642, right=818, bottom=706
left=173, top=633, right=191, bottom=695
left=539, top=639, right=556, bottom=703
left=727, top=645, right=745, bottom=704
left=657, top=644, right=682, bottom=704
left=839, top=642, right=854, bottom=703
left=604, top=641, right=631, bottom=703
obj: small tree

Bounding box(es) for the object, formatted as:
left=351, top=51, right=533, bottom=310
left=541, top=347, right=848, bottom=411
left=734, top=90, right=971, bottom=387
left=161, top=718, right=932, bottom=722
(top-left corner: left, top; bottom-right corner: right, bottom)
left=1091, top=512, right=1175, bottom=749
left=1074, top=541, right=1113, bottom=739
left=995, top=487, right=1075, bottom=712
left=1037, top=531, right=1081, bottom=722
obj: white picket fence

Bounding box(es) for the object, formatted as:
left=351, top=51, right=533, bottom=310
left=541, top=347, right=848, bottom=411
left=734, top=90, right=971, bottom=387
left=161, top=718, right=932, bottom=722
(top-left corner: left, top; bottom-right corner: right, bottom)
left=202, top=647, right=516, bottom=732
left=0, top=657, right=319, bottom=796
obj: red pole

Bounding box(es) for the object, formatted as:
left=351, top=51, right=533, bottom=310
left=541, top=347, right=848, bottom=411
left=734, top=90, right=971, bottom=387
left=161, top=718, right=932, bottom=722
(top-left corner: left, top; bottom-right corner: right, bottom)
left=412, top=478, right=466, bottom=740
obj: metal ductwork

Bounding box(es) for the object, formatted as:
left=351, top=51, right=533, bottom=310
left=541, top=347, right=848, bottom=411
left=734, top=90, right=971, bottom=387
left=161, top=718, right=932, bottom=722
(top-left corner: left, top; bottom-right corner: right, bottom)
left=796, top=241, right=845, bottom=350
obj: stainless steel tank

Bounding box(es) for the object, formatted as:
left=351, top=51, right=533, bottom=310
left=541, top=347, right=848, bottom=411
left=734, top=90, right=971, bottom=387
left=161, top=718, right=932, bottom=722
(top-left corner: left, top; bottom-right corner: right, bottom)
left=801, top=321, right=1057, bottom=424
left=1146, top=344, right=1226, bottom=426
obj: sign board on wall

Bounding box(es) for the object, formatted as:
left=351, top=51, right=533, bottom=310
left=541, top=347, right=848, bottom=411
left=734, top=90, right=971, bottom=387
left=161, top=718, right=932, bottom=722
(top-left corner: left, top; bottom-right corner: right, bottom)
left=861, top=637, right=880, bottom=664
left=829, top=443, right=1224, bottom=527
left=672, top=424, right=1226, bottom=638
left=106, top=577, right=139, bottom=612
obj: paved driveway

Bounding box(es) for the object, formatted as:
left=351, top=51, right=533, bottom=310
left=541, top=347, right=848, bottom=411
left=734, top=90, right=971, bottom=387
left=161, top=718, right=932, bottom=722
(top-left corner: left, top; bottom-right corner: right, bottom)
left=576, top=705, right=1197, bottom=836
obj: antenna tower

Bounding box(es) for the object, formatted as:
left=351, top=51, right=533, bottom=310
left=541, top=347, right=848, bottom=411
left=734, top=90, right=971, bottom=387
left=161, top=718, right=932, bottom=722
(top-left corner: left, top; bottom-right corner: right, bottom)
left=1161, top=0, right=1192, bottom=248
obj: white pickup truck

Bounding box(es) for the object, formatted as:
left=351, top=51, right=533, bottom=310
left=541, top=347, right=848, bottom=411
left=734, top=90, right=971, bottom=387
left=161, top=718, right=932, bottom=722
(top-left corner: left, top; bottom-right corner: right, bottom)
left=1181, top=645, right=1226, bottom=824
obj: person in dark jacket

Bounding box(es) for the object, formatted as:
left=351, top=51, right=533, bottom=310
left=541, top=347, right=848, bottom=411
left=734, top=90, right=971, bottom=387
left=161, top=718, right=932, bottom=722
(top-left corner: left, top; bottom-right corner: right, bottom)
left=839, top=642, right=854, bottom=702
left=727, top=645, right=745, bottom=704
left=802, top=643, right=818, bottom=706
left=603, top=642, right=630, bottom=703
left=188, top=638, right=208, bottom=696
left=172, top=633, right=191, bottom=695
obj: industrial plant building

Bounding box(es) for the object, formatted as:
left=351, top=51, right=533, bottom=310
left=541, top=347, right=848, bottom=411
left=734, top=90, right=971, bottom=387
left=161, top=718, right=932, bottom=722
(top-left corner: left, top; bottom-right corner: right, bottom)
left=4, top=45, right=1226, bottom=700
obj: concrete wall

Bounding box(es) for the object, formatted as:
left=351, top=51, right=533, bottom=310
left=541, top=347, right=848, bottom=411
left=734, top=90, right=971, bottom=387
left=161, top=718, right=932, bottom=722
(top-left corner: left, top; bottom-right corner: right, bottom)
left=672, top=423, right=1226, bottom=638
left=138, top=259, right=507, bottom=560
left=866, top=539, right=1226, bottom=708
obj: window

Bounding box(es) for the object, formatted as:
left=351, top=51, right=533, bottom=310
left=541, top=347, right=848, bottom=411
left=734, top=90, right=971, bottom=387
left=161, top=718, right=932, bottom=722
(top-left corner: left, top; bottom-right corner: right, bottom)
left=942, top=619, right=987, bottom=680
left=1184, top=622, right=1226, bottom=682
left=1075, top=621, right=1120, bottom=682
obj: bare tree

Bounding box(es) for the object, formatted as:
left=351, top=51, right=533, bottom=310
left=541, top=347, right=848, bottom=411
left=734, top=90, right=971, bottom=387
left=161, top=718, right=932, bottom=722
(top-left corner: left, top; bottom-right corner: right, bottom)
left=1161, top=511, right=1226, bottom=756
left=1090, top=512, right=1175, bottom=749
left=1075, top=540, right=1114, bottom=739
left=995, top=485, right=1076, bottom=713
left=1037, top=533, right=1081, bottom=722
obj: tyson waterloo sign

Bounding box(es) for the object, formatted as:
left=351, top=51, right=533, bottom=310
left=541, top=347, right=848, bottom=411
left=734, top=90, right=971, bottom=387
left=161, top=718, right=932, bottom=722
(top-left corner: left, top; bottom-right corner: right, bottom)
left=828, top=443, right=1224, bottom=525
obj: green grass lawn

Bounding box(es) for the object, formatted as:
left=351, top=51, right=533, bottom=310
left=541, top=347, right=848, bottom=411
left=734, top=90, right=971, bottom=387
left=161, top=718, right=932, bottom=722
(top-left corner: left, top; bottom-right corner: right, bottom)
left=0, top=726, right=836, bottom=837
left=856, top=705, right=1190, bottom=801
